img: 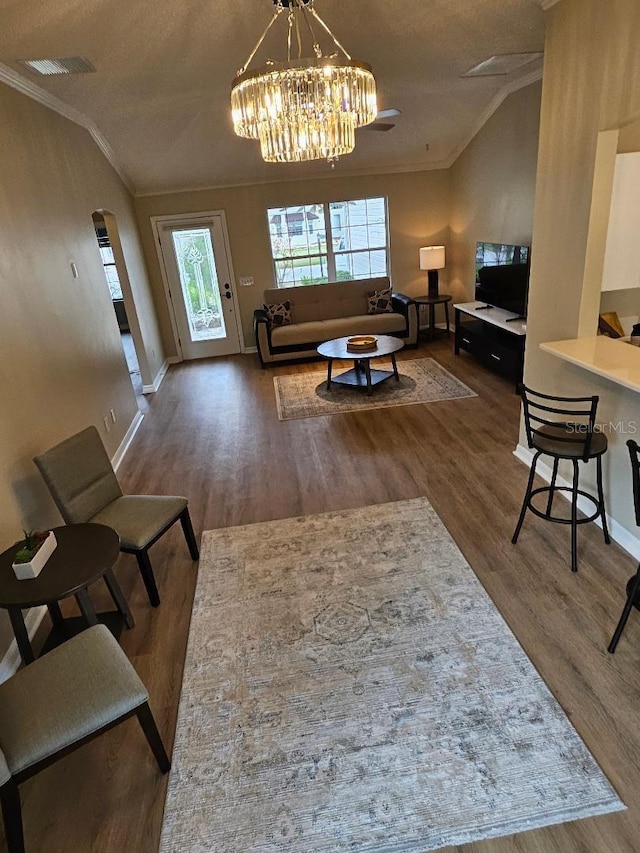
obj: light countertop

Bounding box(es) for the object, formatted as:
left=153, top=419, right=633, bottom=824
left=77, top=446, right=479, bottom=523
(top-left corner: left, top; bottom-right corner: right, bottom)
left=540, top=336, right=640, bottom=393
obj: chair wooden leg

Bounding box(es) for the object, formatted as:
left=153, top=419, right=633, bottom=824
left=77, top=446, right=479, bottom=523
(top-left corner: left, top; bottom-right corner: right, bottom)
left=608, top=564, right=640, bottom=653
left=135, top=551, right=161, bottom=607
left=7, top=608, right=35, bottom=667
left=136, top=703, right=171, bottom=773
left=596, top=454, right=611, bottom=544
left=546, top=457, right=559, bottom=516
left=512, top=452, right=540, bottom=543
left=180, top=508, right=200, bottom=561
left=570, top=460, right=580, bottom=572
left=0, top=779, right=25, bottom=853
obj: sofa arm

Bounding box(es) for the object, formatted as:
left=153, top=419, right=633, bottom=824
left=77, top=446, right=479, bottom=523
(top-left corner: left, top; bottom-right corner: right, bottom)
left=254, top=309, right=271, bottom=367
left=392, top=292, right=419, bottom=346
left=392, top=292, right=413, bottom=312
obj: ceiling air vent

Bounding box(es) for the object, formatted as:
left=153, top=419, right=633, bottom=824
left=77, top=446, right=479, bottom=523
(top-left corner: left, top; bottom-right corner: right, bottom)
left=18, top=56, right=96, bottom=76
left=462, top=53, right=543, bottom=78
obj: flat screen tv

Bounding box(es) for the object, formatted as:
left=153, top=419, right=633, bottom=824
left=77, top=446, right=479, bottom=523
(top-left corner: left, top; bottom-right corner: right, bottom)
left=475, top=242, right=531, bottom=317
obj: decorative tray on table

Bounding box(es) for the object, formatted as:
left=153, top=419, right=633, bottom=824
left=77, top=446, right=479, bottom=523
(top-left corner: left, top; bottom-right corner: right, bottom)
left=346, top=335, right=378, bottom=353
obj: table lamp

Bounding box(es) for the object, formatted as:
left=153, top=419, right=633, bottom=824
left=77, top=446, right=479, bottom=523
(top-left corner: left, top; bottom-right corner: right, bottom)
left=420, top=246, right=446, bottom=298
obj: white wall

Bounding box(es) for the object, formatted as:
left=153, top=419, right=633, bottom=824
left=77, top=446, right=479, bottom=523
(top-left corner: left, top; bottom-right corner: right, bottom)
left=524, top=0, right=640, bottom=539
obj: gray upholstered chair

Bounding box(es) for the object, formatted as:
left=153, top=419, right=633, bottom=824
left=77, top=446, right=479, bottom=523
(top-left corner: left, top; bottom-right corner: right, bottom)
left=34, top=426, right=199, bottom=607
left=0, top=625, right=170, bottom=853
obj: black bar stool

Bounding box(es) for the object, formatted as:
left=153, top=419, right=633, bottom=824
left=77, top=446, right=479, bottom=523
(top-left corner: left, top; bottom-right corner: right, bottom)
left=512, top=384, right=610, bottom=573
left=608, top=439, right=640, bottom=653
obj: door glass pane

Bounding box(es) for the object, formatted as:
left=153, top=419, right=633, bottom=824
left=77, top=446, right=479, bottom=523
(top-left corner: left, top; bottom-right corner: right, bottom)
left=171, top=228, right=227, bottom=341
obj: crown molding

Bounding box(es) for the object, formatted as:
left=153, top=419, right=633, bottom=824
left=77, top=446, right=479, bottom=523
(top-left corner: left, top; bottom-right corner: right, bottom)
left=135, top=69, right=543, bottom=197
left=1, top=57, right=541, bottom=199
left=0, top=61, right=134, bottom=193
left=444, top=67, right=543, bottom=170
left=133, top=158, right=452, bottom=198
left=540, top=0, right=562, bottom=9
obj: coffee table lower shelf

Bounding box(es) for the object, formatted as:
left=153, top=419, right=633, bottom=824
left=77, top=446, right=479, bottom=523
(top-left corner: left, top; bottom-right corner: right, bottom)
left=330, top=364, right=396, bottom=390
left=317, top=335, right=405, bottom=396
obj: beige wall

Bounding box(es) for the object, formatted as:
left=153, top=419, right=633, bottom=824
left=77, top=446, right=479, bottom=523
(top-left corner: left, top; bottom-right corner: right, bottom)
left=134, top=170, right=450, bottom=352
left=618, top=115, right=640, bottom=153
left=0, top=83, right=165, bottom=651
left=524, top=0, right=640, bottom=536
left=449, top=82, right=542, bottom=303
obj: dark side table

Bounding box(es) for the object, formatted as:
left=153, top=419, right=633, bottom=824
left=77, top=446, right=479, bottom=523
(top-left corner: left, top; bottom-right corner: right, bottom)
left=0, top=524, right=133, bottom=666
left=414, top=294, right=452, bottom=341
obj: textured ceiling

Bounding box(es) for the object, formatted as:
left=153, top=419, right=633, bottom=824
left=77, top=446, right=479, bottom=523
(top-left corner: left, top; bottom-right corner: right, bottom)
left=0, top=0, right=545, bottom=194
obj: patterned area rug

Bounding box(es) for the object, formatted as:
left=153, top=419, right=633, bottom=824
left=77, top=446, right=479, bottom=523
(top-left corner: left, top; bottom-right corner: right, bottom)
left=160, top=498, right=624, bottom=853
left=273, top=357, right=477, bottom=420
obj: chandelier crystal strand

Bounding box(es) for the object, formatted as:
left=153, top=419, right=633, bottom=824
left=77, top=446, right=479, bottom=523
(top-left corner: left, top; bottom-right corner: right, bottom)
left=230, top=0, right=377, bottom=163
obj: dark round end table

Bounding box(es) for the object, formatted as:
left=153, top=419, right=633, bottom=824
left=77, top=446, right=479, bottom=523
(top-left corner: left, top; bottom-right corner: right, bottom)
left=414, top=294, right=452, bottom=340
left=0, top=524, right=134, bottom=666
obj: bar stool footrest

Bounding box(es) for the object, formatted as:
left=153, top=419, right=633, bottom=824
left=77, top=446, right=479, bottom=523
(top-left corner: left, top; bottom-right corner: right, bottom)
left=527, top=485, right=602, bottom=525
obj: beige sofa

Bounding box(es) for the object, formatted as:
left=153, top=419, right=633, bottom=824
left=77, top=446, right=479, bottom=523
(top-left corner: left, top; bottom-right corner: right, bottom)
left=254, top=277, right=418, bottom=366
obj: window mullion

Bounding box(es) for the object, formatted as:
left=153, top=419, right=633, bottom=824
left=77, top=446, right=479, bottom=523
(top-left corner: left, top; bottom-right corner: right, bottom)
left=324, top=204, right=337, bottom=280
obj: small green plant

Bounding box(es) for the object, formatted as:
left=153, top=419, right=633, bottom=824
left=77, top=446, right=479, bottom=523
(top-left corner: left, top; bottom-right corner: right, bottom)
left=13, top=530, right=49, bottom=564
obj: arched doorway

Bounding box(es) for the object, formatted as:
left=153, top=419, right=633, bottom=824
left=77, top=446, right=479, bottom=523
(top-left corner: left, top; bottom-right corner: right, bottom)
left=92, top=210, right=148, bottom=404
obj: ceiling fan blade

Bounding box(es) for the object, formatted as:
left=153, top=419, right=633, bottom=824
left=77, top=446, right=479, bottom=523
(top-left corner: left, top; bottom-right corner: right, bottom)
left=364, top=122, right=396, bottom=132
left=375, top=108, right=402, bottom=120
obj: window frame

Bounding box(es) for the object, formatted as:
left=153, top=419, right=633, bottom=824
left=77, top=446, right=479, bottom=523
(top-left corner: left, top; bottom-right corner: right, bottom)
left=95, top=227, right=123, bottom=300
left=267, top=196, right=390, bottom=288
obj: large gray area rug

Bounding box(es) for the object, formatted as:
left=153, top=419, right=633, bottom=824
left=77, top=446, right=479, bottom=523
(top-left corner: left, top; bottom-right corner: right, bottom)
left=273, top=357, right=477, bottom=420
left=160, top=498, right=624, bottom=853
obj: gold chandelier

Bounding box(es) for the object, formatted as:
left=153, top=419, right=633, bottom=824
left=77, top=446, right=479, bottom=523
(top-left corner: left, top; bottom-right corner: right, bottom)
left=231, top=0, right=377, bottom=164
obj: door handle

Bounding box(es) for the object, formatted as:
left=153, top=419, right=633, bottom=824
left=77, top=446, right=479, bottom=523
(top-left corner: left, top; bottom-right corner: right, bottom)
left=225, top=291, right=232, bottom=299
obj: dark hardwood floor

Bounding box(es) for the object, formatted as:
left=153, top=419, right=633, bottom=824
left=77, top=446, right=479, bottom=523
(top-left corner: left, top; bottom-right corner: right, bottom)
left=8, top=338, right=640, bottom=852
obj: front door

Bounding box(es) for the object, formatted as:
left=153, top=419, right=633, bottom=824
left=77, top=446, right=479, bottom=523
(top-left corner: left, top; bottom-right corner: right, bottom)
left=156, top=214, right=242, bottom=359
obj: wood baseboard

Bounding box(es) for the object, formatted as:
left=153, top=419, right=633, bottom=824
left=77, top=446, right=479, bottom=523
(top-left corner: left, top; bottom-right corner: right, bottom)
left=142, top=357, right=179, bottom=394
left=112, top=411, right=145, bottom=472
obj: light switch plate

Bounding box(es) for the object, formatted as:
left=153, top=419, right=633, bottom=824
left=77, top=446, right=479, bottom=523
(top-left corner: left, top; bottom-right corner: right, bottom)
left=239, top=276, right=254, bottom=287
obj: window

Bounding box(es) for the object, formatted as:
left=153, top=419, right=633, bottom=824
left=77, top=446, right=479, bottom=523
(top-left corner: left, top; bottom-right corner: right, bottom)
left=95, top=226, right=123, bottom=300
left=267, top=197, right=389, bottom=287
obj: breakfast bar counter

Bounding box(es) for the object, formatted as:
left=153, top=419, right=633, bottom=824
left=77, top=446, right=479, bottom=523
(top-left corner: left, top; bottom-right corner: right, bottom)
left=540, top=336, right=640, bottom=393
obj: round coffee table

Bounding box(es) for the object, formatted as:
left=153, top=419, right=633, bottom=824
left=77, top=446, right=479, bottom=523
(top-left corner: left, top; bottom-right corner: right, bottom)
left=0, top=524, right=133, bottom=666
left=317, top=335, right=404, bottom=395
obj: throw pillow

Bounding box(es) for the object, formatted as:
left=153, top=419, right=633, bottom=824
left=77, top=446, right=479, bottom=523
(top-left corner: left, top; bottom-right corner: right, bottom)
left=264, top=300, right=292, bottom=327
left=367, top=287, right=393, bottom=314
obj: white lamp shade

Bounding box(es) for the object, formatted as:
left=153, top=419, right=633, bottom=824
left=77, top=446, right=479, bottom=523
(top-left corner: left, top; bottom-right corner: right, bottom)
left=420, top=246, right=446, bottom=271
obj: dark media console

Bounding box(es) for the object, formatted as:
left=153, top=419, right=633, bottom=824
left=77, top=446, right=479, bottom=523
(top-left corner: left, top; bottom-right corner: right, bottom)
left=454, top=302, right=526, bottom=391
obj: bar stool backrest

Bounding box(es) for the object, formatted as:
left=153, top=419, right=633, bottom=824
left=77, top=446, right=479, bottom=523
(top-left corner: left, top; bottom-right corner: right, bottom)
left=627, top=440, right=640, bottom=527
left=519, top=384, right=599, bottom=462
